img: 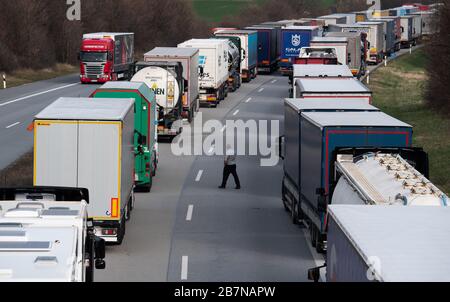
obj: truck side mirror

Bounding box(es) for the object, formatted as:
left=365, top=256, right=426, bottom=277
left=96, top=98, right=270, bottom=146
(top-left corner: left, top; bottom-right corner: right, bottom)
left=94, top=237, right=106, bottom=270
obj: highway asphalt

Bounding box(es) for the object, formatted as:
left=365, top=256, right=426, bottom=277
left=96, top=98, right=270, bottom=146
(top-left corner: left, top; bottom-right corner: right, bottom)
left=0, top=46, right=419, bottom=281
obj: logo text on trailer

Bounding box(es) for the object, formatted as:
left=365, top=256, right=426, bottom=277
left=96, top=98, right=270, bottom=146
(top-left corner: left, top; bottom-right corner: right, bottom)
left=66, top=0, right=81, bottom=21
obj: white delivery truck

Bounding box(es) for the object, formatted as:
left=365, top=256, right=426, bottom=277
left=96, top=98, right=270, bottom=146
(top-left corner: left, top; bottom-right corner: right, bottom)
left=322, top=205, right=450, bottom=282
left=178, top=39, right=229, bottom=107
left=144, top=47, right=199, bottom=123
left=33, top=98, right=135, bottom=245
left=410, top=13, right=422, bottom=44
left=0, top=187, right=106, bottom=282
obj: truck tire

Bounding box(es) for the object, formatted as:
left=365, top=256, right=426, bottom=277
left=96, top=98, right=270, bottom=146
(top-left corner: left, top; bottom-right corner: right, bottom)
left=116, top=216, right=126, bottom=246
left=125, top=200, right=131, bottom=221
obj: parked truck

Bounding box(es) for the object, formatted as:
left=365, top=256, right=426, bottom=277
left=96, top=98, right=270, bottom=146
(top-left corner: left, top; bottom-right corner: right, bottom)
left=295, top=47, right=338, bottom=65
left=33, top=98, right=135, bottom=245
left=281, top=108, right=421, bottom=253
left=178, top=39, right=229, bottom=107
left=0, top=187, right=106, bottom=282
left=245, top=26, right=278, bottom=73
left=324, top=205, right=450, bottom=282
left=328, top=23, right=383, bottom=64
left=144, top=47, right=200, bottom=123
left=410, top=13, right=423, bottom=44
left=132, top=61, right=184, bottom=138
left=325, top=32, right=365, bottom=76
left=310, top=37, right=350, bottom=67
left=91, top=82, right=158, bottom=192
left=412, top=11, right=438, bottom=36
left=357, top=22, right=385, bottom=63
left=369, top=18, right=397, bottom=55
left=377, top=16, right=402, bottom=51
left=279, top=26, right=320, bottom=75
left=79, top=32, right=134, bottom=84
left=290, top=65, right=353, bottom=97
left=211, top=37, right=242, bottom=92
left=214, top=30, right=258, bottom=82
left=400, top=15, right=415, bottom=47
left=293, top=78, right=372, bottom=103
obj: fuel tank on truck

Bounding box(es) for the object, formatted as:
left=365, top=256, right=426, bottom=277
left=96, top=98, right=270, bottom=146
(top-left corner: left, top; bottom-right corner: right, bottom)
left=131, top=66, right=181, bottom=112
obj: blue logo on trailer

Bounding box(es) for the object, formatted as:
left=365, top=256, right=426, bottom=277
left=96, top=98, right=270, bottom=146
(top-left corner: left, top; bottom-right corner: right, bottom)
left=279, top=28, right=318, bottom=70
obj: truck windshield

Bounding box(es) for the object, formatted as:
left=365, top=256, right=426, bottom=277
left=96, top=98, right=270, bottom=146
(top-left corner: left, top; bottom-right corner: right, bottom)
left=80, top=52, right=107, bottom=62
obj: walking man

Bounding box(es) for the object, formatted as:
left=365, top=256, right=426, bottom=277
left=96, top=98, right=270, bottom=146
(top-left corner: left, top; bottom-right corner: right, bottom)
left=219, top=145, right=241, bottom=189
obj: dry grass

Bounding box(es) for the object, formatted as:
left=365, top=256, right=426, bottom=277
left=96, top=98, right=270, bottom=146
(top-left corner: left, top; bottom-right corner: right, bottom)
left=0, top=150, right=33, bottom=187
left=1, top=64, right=77, bottom=89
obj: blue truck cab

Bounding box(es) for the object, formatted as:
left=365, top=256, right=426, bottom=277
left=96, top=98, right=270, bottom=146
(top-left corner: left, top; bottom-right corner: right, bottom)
left=279, top=26, right=320, bottom=75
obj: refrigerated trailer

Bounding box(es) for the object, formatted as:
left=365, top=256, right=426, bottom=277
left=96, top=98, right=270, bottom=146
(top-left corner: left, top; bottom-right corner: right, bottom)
left=326, top=205, right=450, bottom=282
left=144, top=47, right=199, bottom=122
left=33, top=98, right=135, bottom=245
left=281, top=110, right=415, bottom=253
left=178, top=39, right=229, bottom=107
left=214, top=30, right=258, bottom=82
left=245, top=26, right=278, bottom=73
left=294, top=78, right=372, bottom=103
left=91, top=82, right=158, bottom=192
left=132, top=61, right=184, bottom=138
left=79, top=32, right=134, bottom=84
left=0, top=187, right=106, bottom=282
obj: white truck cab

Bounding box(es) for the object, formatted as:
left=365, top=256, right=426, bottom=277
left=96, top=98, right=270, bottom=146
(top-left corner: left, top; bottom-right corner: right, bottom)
left=0, top=187, right=106, bottom=282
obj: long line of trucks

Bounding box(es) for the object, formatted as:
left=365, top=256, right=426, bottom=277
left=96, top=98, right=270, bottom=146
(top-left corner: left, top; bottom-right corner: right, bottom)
left=3, top=2, right=443, bottom=282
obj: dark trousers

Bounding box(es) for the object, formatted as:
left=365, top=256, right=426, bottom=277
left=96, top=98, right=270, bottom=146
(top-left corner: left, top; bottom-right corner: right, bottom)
left=221, top=164, right=241, bottom=188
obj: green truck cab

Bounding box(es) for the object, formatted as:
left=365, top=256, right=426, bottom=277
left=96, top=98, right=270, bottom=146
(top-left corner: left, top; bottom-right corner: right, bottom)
left=91, top=82, right=157, bottom=192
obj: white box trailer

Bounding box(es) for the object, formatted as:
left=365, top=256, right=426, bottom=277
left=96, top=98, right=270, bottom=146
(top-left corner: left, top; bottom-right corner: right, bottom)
left=412, top=11, right=438, bottom=36
left=178, top=39, right=229, bottom=107
left=144, top=47, right=199, bottom=122
left=410, top=13, right=423, bottom=40
left=291, top=64, right=353, bottom=97
left=33, top=98, right=135, bottom=244
left=0, top=187, right=106, bottom=282
left=310, top=37, right=349, bottom=66
left=325, top=32, right=364, bottom=77
left=294, top=78, right=372, bottom=103
left=326, top=205, right=450, bottom=282
left=328, top=23, right=384, bottom=64
left=357, top=22, right=385, bottom=64
left=400, top=16, right=415, bottom=47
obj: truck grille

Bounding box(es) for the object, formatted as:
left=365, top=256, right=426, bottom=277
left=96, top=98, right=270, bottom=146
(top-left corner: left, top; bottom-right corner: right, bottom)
left=84, top=64, right=105, bottom=79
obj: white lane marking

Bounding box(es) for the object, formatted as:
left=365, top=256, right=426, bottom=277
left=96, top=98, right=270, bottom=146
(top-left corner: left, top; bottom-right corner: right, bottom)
left=186, top=205, right=194, bottom=221
left=271, top=79, right=277, bottom=84
left=195, top=170, right=203, bottom=182
left=233, top=109, right=239, bottom=116
left=221, top=125, right=227, bottom=133
left=258, top=87, right=265, bottom=93
left=181, top=256, right=189, bottom=280
left=245, top=97, right=252, bottom=103
left=0, top=83, right=79, bottom=107
left=6, top=122, right=20, bottom=129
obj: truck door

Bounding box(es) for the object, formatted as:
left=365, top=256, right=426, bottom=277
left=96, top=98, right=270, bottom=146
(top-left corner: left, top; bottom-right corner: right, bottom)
left=77, top=122, right=121, bottom=220
left=34, top=121, right=79, bottom=188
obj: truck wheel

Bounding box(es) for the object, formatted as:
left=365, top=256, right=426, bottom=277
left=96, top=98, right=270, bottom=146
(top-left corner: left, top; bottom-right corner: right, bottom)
left=116, top=216, right=126, bottom=246
left=125, top=199, right=131, bottom=221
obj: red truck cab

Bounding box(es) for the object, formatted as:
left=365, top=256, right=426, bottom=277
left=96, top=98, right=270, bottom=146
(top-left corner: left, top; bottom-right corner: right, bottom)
left=79, top=33, right=135, bottom=84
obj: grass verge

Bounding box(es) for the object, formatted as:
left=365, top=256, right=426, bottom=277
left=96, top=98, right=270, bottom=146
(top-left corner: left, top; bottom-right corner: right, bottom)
left=0, top=150, right=33, bottom=187
left=1, top=64, right=77, bottom=89
left=368, top=48, right=450, bottom=194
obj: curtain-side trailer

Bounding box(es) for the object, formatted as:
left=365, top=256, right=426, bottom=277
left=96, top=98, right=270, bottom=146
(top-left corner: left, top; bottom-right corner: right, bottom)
left=245, top=26, right=278, bottom=73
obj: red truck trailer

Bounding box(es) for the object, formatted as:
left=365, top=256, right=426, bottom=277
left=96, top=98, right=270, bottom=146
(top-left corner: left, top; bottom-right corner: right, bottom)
left=79, top=32, right=134, bottom=84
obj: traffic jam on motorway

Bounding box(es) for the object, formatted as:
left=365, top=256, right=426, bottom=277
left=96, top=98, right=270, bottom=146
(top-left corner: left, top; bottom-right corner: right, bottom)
left=0, top=3, right=448, bottom=283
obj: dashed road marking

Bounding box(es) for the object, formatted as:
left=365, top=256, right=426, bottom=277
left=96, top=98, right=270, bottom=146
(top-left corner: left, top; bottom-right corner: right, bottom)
left=245, top=97, right=252, bottom=103
left=195, top=170, right=203, bottom=182
left=271, top=79, right=277, bottom=84
left=6, top=122, right=20, bottom=129
left=186, top=205, right=194, bottom=221
left=258, top=88, right=265, bottom=93
left=233, top=110, right=239, bottom=116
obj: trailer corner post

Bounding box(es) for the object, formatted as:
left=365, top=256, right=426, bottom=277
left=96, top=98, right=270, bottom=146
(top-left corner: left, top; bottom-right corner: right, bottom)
left=2, top=73, right=6, bottom=89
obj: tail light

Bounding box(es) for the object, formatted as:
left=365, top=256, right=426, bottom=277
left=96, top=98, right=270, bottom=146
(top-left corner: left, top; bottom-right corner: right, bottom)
left=102, top=229, right=117, bottom=236
left=281, top=58, right=290, bottom=63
